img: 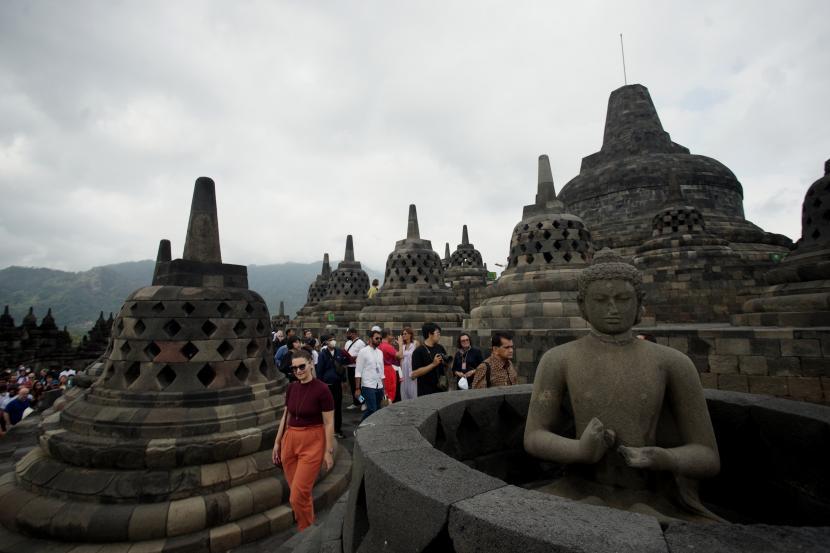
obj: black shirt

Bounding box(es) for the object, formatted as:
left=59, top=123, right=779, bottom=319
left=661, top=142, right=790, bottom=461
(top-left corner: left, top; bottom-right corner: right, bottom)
left=452, top=347, right=485, bottom=376
left=412, top=343, right=449, bottom=396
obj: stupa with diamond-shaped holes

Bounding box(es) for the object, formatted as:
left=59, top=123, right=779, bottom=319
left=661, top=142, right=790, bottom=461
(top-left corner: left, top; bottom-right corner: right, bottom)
left=358, top=204, right=464, bottom=329
left=0, top=177, right=350, bottom=553
left=467, top=155, right=593, bottom=330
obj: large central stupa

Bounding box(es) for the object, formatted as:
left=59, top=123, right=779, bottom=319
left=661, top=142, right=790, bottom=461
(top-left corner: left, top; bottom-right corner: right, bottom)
left=558, top=84, right=791, bottom=262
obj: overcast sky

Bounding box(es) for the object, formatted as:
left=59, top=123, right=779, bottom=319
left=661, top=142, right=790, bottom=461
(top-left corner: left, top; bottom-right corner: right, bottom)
left=1, top=1, right=828, bottom=276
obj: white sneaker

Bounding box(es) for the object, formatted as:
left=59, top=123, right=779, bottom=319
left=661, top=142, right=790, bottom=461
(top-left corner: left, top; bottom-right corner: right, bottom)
left=361, top=404, right=367, bottom=411
left=346, top=404, right=358, bottom=410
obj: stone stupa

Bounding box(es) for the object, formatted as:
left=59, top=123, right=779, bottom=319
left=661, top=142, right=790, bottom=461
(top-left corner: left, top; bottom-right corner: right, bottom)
left=467, top=155, right=593, bottom=330
left=313, top=235, right=370, bottom=329
left=0, top=177, right=350, bottom=552
left=358, top=205, right=464, bottom=329
left=446, top=225, right=488, bottom=311
left=292, top=253, right=332, bottom=330
left=733, top=159, right=830, bottom=327
left=558, top=84, right=791, bottom=263
left=633, top=174, right=754, bottom=323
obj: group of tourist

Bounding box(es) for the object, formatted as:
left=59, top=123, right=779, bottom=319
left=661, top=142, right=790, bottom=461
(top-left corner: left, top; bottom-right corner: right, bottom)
left=0, top=364, right=76, bottom=436
left=270, top=322, right=518, bottom=531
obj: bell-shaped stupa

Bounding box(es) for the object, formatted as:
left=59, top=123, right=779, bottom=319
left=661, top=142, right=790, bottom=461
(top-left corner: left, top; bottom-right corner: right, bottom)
left=559, top=84, right=791, bottom=263
left=734, top=159, right=830, bottom=327
left=293, top=253, right=332, bottom=329
left=446, top=225, right=487, bottom=288
left=0, top=177, right=350, bottom=552
left=359, top=205, right=464, bottom=328
left=314, top=235, right=371, bottom=329
left=633, top=175, right=754, bottom=323
left=467, top=155, right=593, bottom=330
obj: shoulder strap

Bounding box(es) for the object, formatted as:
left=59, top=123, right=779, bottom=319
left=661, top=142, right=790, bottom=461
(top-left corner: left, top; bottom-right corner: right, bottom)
left=484, top=362, right=492, bottom=388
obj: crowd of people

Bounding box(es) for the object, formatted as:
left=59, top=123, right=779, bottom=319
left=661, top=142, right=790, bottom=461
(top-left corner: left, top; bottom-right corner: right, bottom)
left=270, top=322, right=518, bottom=530
left=0, top=364, right=76, bottom=437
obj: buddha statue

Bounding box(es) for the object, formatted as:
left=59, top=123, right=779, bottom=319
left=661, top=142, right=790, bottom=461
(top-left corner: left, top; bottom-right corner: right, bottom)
left=524, top=250, right=722, bottom=523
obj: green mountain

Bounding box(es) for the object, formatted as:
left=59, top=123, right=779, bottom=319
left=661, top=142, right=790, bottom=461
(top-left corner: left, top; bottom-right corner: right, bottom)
left=0, top=261, right=381, bottom=335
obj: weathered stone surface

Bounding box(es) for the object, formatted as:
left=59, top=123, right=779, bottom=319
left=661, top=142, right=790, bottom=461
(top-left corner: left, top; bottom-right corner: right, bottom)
left=450, top=486, right=668, bottom=553
left=664, top=522, right=830, bottom=552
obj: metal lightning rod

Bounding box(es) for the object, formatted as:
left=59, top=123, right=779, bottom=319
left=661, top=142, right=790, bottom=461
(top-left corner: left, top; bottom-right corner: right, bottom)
left=620, top=33, right=628, bottom=85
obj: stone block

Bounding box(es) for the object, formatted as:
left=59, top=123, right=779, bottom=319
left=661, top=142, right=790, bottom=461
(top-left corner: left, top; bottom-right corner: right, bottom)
left=128, top=501, right=169, bottom=541
left=145, top=439, right=177, bottom=469
left=738, top=356, right=767, bottom=376
left=781, top=339, right=822, bottom=357
left=516, top=347, right=534, bottom=363
left=768, top=357, right=801, bottom=376
left=715, top=338, right=751, bottom=356
left=801, top=357, right=830, bottom=377
left=358, top=445, right=504, bottom=552
left=667, top=336, right=688, bottom=353
left=450, top=486, right=667, bottom=553
left=717, top=374, right=748, bottom=393
left=748, top=376, right=789, bottom=397
left=708, top=355, right=738, bottom=374
left=167, top=496, right=206, bottom=537
left=787, top=377, right=823, bottom=402
left=200, top=462, right=230, bottom=489
left=226, top=484, right=254, bottom=520
left=699, top=372, right=718, bottom=390
left=749, top=339, right=780, bottom=357
left=209, top=523, right=242, bottom=553
left=237, top=512, right=271, bottom=543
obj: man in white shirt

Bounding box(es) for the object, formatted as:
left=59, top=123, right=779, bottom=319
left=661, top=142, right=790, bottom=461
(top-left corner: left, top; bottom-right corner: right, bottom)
left=343, top=327, right=367, bottom=410
left=354, top=329, right=384, bottom=421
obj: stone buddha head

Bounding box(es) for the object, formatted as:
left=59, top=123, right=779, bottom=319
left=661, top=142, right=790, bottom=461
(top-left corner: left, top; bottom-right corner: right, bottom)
left=577, top=250, right=645, bottom=334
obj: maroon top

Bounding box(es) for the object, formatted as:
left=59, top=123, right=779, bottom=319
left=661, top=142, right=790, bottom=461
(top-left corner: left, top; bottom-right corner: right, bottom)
left=285, top=378, right=334, bottom=427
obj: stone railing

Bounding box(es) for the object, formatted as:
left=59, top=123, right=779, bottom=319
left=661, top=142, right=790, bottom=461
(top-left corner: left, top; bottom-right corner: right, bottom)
left=342, top=386, right=830, bottom=552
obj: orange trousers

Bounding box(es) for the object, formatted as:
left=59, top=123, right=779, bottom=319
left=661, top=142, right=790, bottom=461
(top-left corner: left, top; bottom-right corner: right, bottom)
left=282, top=424, right=325, bottom=530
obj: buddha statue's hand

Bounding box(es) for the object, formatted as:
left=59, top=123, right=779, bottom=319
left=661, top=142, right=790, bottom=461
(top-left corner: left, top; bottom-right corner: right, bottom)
left=578, top=417, right=616, bottom=463
left=617, top=446, right=674, bottom=472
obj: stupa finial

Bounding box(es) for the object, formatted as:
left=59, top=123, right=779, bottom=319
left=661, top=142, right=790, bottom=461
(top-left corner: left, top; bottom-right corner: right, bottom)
left=279, top=300, right=285, bottom=316
left=182, top=177, right=222, bottom=264
left=444, top=242, right=451, bottom=260
left=536, top=155, right=556, bottom=204
left=344, top=235, right=355, bottom=262
left=407, top=204, right=420, bottom=240
left=825, top=158, right=829, bottom=175
left=156, top=239, right=172, bottom=263
left=322, top=253, right=331, bottom=277
left=462, top=225, right=469, bottom=246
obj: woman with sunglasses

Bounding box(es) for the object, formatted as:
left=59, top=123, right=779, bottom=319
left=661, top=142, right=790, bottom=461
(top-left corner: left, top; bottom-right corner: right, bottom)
left=272, top=349, right=335, bottom=531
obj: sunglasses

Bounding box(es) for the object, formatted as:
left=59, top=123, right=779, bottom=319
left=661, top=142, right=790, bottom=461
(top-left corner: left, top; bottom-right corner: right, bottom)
left=292, top=363, right=308, bottom=372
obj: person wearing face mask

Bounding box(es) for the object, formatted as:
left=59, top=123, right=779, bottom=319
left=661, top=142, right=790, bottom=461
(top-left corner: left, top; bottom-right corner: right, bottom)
left=316, top=334, right=346, bottom=438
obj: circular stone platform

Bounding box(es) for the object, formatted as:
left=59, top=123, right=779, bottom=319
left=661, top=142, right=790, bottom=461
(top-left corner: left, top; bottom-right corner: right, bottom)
left=342, top=386, right=830, bottom=553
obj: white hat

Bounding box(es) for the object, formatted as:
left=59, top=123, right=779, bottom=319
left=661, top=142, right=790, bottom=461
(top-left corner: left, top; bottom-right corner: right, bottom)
left=370, top=325, right=382, bottom=332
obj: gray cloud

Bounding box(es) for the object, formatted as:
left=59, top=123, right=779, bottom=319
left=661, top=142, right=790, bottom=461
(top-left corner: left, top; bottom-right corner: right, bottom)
left=1, top=1, right=828, bottom=275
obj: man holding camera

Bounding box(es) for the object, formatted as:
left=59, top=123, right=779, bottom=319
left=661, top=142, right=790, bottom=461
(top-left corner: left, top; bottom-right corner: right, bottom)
left=410, top=322, right=451, bottom=396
